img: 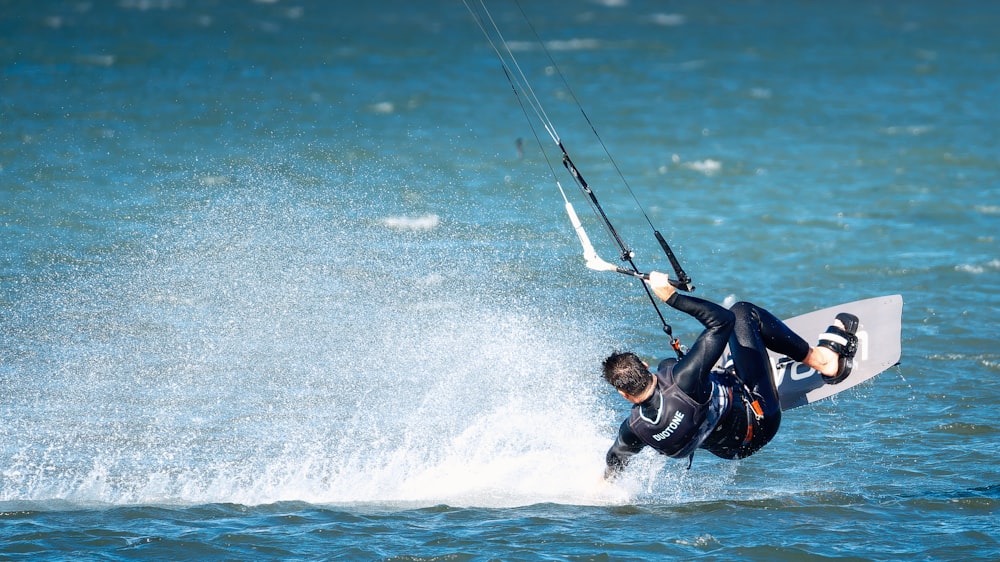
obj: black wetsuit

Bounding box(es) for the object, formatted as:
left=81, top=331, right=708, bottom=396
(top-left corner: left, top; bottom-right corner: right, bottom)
left=605, top=293, right=812, bottom=475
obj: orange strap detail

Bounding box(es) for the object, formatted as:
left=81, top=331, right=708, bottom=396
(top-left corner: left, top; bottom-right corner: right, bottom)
left=743, top=400, right=764, bottom=447
left=743, top=420, right=754, bottom=446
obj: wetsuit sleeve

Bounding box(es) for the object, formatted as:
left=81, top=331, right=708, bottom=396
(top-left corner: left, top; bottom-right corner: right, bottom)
left=666, top=293, right=735, bottom=403
left=604, top=418, right=645, bottom=480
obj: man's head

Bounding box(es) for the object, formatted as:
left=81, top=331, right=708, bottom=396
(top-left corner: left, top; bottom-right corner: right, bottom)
left=602, top=351, right=653, bottom=398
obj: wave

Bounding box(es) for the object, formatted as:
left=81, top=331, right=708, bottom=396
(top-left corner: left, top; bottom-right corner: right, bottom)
left=505, top=39, right=603, bottom=52
left=955, top=259, right=1000, bottom=275
left=649, top=13, right=686, bottom=26
left=381, top=213, right=440, bottom=231
left=880, top=125, right=933, bottom=136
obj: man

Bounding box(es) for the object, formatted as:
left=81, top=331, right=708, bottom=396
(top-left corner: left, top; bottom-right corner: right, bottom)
left=602, top=271, right=859, bottom=479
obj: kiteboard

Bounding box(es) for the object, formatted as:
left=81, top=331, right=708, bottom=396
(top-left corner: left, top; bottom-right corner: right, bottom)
left=720, top=294, right=903, bottom=411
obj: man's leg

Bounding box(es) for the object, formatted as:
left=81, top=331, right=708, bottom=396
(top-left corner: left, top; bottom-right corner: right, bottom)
left=708, top=301, right=848, bottom=459
left=718, top=301, right=815, bottom=457
left=728, top=301, right=809, bottom=416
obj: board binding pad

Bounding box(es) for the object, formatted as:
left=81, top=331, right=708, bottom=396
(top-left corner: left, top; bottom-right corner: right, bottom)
left=715, top=294, right=903, bottom=411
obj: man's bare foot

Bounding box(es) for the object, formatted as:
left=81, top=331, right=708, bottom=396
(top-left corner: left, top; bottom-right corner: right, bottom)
left=804, top=317, right=846, bottom=377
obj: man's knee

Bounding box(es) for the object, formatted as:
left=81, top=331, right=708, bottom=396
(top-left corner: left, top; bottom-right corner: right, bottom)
left=730, top=301, right=756, bottom=318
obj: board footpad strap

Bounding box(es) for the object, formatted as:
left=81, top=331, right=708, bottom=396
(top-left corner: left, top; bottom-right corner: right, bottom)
left=817, top=328, right=858, bottom=357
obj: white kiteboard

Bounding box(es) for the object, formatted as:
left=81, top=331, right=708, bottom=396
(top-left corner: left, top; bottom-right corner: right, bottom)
left=717, top=294, right=903, bottom=411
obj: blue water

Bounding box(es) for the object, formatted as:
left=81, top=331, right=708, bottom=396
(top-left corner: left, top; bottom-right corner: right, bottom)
left=2, top=0, right=998, bottom=560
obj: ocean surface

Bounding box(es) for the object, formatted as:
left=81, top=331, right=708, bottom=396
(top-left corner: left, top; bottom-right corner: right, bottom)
left=2, top=0, right=998, bottom=560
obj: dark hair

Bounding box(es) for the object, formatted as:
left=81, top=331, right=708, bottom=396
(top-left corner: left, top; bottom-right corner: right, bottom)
left=602, top=351, right=652, bottom=396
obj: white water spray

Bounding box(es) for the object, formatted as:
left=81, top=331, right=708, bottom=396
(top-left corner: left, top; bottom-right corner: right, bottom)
left=1, top=168, right=640, bottom=509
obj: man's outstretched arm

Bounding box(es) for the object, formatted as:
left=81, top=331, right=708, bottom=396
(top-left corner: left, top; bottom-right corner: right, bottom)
left=647, top=272, right=734, bottom=403
left=604, top=419, right=645, bottom=480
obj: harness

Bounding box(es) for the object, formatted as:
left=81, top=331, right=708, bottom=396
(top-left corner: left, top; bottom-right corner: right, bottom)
left=735, top=379, right=766, bottom=449
left=714, top=360, right=766, bottom=453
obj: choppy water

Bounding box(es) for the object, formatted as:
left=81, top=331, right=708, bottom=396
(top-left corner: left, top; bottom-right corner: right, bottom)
left=2, top=0, right=998, bottom=560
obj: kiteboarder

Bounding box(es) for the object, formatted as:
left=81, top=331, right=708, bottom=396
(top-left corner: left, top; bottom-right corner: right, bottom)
left=602, top=271, right=859, bottom=478
left=463, top=0, right=883, bottom=479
